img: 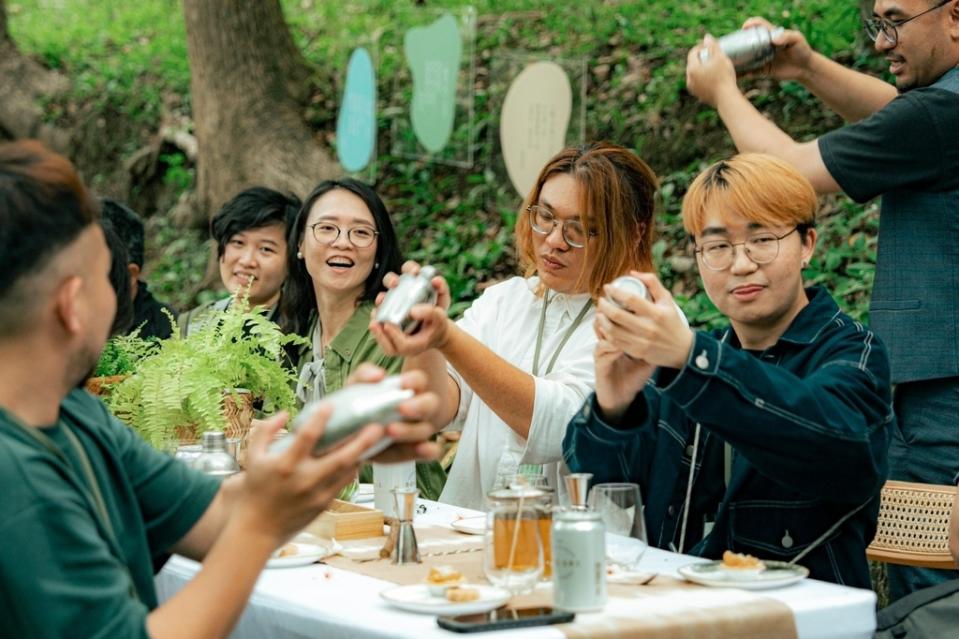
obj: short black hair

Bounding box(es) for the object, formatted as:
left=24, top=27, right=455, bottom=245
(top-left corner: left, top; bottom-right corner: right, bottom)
left=0, top=140, right=98, bottom=335
left=210, top=187, right=301, bottom=259
left=101, top=198, right=145, bottom=267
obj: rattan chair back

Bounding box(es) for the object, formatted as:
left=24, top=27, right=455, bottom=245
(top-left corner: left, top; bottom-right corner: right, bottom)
left=867, top=480, right=958, bottom=569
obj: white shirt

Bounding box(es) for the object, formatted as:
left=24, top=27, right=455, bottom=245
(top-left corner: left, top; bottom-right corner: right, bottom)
left=439, top=276, right=597, bottom=510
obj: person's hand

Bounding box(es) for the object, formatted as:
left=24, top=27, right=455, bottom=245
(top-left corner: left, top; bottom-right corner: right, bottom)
left=686, top=34, right=739, bottom=107
left=596, top=272, right=694, bottom=370
left=741, top=17, right=813, bottom=82
left=237, top=404, right=382, bottom=543
left=345, top=363, right=442, bottom=464
left=592, top=337, right=654, bottom=426
left=370, top=260, right=453, bottom=357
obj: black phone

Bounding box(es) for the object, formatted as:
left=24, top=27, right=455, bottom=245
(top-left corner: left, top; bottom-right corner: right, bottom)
left=436, top=606, right=575, bottom=633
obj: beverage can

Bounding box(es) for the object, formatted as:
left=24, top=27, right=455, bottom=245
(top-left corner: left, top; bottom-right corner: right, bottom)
left=552, top=510, right=607, bottom=611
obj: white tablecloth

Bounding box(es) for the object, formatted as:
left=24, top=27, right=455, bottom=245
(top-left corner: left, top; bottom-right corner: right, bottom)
left=156, top=500, right=877, bottom=638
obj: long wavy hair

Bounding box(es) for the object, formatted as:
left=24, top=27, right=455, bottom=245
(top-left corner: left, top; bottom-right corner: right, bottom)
left=278, top=179, right=403, bottom=338
left=514, top=141, right=658, bottom=299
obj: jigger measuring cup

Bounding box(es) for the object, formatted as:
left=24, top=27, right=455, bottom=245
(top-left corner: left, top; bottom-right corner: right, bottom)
left=391, top=486, right=421, bottom=564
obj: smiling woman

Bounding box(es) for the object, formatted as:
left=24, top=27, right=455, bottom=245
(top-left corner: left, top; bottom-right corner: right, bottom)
left=179, top=187, right=300, bottom=337
left=278, top=179, right=447, bottom=500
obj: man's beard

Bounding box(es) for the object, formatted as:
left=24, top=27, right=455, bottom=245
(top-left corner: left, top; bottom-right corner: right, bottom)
left=69, top=343, right=102, bottom=390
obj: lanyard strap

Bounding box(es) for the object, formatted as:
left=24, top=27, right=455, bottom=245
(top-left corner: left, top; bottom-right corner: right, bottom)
left=531, top=291, right=593, bottom=377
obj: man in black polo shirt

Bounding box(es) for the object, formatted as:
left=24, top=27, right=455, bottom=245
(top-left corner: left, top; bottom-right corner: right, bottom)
left=685, top=1, right=959, bottom=599
left=0, top=140, right=440, bottom=638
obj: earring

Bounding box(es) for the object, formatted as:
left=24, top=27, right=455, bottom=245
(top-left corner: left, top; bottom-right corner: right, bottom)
left=297, top=251, right=303, bottom=259
left=375, top=262, right=380, bottom=269
left=801, top=260, right=808, bottom=268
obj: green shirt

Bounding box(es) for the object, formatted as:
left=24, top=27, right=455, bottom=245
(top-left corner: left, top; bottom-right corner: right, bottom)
left=295, top=303, right=447, bottom=500
left=0, top=389, right=220, bottom=638
left=294, top=302, right=403, bottom=399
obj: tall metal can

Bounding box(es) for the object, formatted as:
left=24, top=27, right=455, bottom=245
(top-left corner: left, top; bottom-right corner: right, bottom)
left=699, top=26, right=785, bottom=73
left=552, top=510, right=607, bottom=611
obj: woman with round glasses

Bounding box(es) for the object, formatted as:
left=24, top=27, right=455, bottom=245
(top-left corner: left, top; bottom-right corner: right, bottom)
left=277, top=179, right=446, bottom=500
left=371, top=142, right=659, bottom=509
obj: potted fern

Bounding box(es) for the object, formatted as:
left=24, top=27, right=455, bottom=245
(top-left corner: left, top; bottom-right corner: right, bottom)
left=106, top=302, right=306, bottom=450
left=86, top=331, right=159, bottom=396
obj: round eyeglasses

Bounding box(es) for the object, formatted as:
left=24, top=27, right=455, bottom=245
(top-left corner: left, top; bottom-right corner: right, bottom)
left=309, top=222, right=378, bottom=248
left=694, top=227, right=801, bottom=271
left=527, top=204, right=596, bottom=249
left=863, top=0, right=951, bottom=47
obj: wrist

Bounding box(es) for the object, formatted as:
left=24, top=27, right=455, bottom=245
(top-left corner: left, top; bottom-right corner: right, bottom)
left=797, top=51, right=825, bottom=87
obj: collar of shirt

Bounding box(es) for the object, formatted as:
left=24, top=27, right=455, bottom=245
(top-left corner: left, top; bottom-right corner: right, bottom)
left=525, top=276, right=593, bottom=320
left=722, top=286, right=841, bottom=349
left=315, top=301, right=375, bottom=362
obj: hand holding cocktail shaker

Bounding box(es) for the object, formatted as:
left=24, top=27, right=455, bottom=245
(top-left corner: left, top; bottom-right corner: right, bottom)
left=606, top=275, right=648, bottom=310
left=269, top=376, right=413, bottom=459
left=698, top=26, right=786, bottom=73
left=375, top=265, right=439, bottom=333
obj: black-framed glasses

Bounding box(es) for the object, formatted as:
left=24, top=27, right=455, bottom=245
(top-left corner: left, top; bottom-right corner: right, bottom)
left=527, top=204, right=596, bottom=249
left=308, top=221, right=379, bottom=248
left=863, top=0, right=951, bottom=46
left=694, top=227, right=802, bottom=271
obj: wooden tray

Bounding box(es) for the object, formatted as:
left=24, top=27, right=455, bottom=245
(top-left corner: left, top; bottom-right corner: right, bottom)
left=304, top=499, right=385, bottom=540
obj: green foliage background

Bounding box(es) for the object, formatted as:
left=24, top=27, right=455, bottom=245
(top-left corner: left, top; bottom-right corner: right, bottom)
left=7, top=0, right=883, bottom=328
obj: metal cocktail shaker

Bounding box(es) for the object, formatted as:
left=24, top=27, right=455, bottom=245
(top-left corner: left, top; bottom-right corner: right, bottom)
left=698, top=26, right=785, bottom=73
left=269, top=376, right=413, bottom=459
left=190, top=431, right=240, bottom=477
left=606, top=275, right=648, bottom=310
left=375, top=265, right=438, bottom=333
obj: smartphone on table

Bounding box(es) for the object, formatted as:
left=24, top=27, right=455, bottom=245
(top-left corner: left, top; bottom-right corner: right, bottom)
left=437, top=606, right=575, bottom=633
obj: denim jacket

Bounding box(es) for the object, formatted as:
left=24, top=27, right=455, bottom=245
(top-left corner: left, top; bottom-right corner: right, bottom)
left=563, top=287, right=893, bottom=588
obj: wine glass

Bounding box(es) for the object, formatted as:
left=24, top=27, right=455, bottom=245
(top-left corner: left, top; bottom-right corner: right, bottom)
left=588, top=482, right=647, bottom=569
left=483, top=505, right=544, bottom=594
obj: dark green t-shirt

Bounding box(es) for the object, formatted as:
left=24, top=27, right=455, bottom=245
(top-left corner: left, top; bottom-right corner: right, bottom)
left=0, top=389, right=220, bottom=638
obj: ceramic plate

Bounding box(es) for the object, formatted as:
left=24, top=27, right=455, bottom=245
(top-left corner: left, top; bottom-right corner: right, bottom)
left=353, top=483, right=375, bottom=503
left=266, top=543, right=331, bottom=569
left=678, top=560, right=809, bottom=590
left=380, top=584, right=511, bottom=615
left=450, top=515, right=487, bottom=536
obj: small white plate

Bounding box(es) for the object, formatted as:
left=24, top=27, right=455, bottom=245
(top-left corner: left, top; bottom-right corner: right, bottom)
left=353, top=483, right=375, bottom=503
left=678, top=560, right=809, bottom=589
left=380, top=584, right=510, bottom=615
left=450, top=515, right=487, bottom=535
left=266, top=543, right=331, bottom=569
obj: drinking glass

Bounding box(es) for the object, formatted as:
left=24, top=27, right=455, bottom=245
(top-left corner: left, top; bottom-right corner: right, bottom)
left=483, top=505, right=544, bottom=594
left=588, top=482, right=647, bottom=568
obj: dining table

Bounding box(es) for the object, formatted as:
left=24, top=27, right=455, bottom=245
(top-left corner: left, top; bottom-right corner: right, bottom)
left=156, top=497, right=877, bottom=638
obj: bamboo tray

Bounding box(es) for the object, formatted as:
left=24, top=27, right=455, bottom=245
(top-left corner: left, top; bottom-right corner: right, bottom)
left=304, top=499, right=385, bottom=540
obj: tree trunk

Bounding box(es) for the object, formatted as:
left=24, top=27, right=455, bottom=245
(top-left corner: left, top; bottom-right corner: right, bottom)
left=0, top=0, right=70, bottom=148
left=183, top=0, right=336, bottom=224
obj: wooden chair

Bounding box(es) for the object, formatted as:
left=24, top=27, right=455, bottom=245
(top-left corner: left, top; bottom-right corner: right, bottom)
left=867, top=480, right=958, bottom=569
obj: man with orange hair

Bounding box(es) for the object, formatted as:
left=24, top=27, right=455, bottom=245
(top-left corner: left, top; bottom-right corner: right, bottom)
left=564, top=154, right=892, bottom=588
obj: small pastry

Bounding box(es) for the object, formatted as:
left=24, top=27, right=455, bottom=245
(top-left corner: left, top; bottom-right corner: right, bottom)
left=445, top=586, right=480, bottom=602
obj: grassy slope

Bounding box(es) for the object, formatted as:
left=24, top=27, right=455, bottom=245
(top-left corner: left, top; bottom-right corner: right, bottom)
left=8, top=0, right=883, bottom=324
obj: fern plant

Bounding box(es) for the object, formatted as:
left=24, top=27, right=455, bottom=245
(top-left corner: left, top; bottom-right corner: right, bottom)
left=106, top=302, right=307, bottom=449
left=93, top=330, right=160, bottom=377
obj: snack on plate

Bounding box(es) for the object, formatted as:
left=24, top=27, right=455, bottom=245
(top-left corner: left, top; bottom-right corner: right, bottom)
left=276, top=543, right=299, bottom=558
left=445, top=586, right=480, bottom=602
left=426, top=565, right=463, bottom=586
left=721, top=550, right=765, bottom=570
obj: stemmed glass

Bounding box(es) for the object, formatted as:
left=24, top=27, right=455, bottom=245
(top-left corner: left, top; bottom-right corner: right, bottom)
left=588, top=482, right=648, bottom=568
